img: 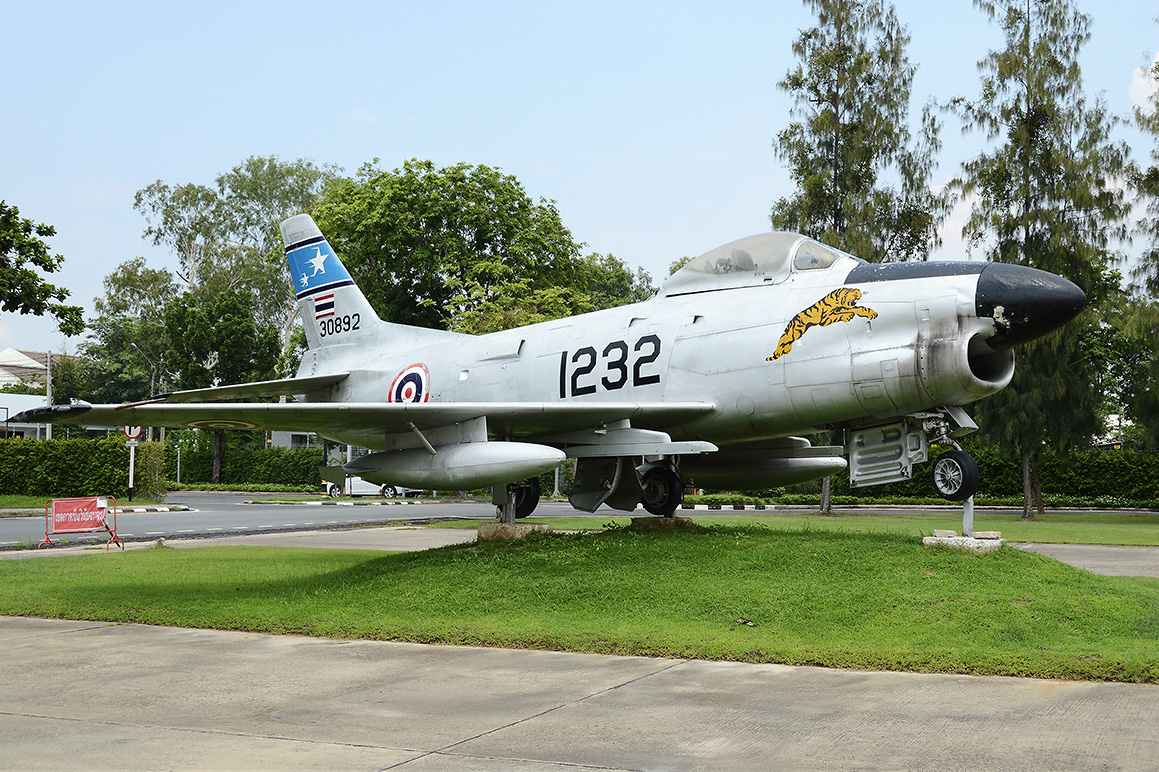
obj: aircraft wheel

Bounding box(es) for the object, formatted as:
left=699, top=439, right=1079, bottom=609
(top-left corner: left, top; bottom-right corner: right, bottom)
left=513, top=477, right=541, bottom=519
left=932, top=450, right=980, bottom=502
left=641, top=467, right=684, bottom=516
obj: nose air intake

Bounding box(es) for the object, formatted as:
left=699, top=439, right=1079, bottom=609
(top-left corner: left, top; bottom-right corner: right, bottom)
left=975, top=263, right=1087, bottom=350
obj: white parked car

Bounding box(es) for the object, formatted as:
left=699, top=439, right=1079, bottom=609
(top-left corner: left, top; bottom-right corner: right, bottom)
left=324, top=475, right=410, bottom=498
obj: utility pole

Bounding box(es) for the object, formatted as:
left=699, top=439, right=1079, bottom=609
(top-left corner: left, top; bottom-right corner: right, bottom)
left=45, top=351, right=52, bottom=440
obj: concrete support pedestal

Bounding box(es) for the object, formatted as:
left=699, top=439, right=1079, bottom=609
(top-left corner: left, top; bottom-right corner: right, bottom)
left=477, top=522, right=552, bottom=541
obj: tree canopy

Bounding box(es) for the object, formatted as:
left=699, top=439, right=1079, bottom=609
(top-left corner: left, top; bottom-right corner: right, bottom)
left=313, top=159, right=643, bottom=334
left=771, top=0, right=944, bottom=262
left=0, top=201, right=84, bottom=336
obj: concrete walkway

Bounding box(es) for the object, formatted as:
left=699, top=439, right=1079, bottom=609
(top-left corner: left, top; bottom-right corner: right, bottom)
left=3, top=616, right=1158, bottom=772
left=0, top=525, right=477, bottom=560
left=1013, top=542, right=1159, bottom=577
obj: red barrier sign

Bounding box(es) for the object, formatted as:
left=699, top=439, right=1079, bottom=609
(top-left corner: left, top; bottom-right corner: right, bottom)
left=40, top=497, right=123, bottom=550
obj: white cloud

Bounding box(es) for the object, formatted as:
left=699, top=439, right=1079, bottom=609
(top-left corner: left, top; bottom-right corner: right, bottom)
left=1128, top=52, right=1159, bottom=110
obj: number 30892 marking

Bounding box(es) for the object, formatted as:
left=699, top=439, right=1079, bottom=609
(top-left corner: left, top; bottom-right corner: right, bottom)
left=319, top=313, right=360, bottom=338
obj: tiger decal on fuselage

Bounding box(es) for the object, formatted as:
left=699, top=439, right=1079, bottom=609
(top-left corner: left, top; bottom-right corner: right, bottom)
left=766, top=287, right=878, bottom=361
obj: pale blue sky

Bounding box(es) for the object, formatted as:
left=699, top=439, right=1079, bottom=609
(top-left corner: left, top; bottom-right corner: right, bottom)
left=3, top=0, right=1156, bottom=354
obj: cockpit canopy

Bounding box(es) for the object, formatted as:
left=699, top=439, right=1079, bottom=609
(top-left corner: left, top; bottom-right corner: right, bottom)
left=659, top=232, right=864, bottom=297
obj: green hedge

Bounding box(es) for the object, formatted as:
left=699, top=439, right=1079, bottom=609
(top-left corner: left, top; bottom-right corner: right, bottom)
left=164, top=439, right=324, bottom=487
left=781, top=446, right=1159, bottom=502
left=0, top=437, right=167, bottom=500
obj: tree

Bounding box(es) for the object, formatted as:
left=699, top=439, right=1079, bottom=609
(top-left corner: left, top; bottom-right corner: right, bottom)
left=1122, top=52, right=1159, bottom=447
left=164, top=288, right=277, bottom=391
left=771, top=0, right=944, bottom=262
left=0, top=201, right=84, bottom=336
left=135, top=156, right=341, bottom=366
left=1130, top=49, right=1159, bottom=293
left=133, top=182, right=223, bottom=291
left=82, top=257, right=180, bottom=402
left=164, top=287, right=279, bottom=482
left=313, top=159, right=590, bottom=332
left=583, top=254, right=655, bottom=311
left=949, top=0, right=1130, bottom=517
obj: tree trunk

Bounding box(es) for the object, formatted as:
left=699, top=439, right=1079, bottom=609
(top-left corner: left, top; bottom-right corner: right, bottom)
left=1020, top=442, right=1040, bottom=521
left=212, top=429, right=223, bottom=485
left=1030, top=462, right=1045, bottom=515
left=819, top=476, right=833, bottom=515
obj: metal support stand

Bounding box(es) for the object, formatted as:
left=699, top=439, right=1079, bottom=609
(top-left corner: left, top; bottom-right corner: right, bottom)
left=962, top=496, right=974, bottom=538
left=493, top=485, right=517, bottom=524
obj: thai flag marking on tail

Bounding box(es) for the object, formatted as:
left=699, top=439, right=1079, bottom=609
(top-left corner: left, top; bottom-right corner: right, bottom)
left=314, top=293, right=336, bottom=319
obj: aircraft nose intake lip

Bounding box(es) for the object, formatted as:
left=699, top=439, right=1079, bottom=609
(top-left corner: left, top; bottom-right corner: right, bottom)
left=975, top=263, right=1087, bottom=349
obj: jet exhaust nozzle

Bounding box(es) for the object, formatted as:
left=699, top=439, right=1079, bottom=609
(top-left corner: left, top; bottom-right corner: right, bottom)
left=975, top=263, right=1087, bottom=349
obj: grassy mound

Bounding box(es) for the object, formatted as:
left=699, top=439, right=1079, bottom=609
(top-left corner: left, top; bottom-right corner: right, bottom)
left=1, top=524, right=1156, bottom=682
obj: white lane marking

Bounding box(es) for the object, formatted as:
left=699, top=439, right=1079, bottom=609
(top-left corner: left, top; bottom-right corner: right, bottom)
left=146, top=532, right=164, bottom=535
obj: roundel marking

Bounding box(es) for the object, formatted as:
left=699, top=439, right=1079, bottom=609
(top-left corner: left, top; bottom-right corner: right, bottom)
left=389, top=363, right=430, bottom=403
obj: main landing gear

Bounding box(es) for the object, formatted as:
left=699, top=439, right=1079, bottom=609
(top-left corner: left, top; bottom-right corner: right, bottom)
left=495, top=477, right=541, bottom=522
left=640, top=466, right=684, bottom=517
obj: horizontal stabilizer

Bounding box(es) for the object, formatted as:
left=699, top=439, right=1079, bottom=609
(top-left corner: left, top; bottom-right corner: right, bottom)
left=155, top=373, right=350, bottom=403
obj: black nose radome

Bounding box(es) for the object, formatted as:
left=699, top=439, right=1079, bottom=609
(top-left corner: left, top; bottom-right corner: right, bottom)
left=975, top=263, right=1087, bottom=350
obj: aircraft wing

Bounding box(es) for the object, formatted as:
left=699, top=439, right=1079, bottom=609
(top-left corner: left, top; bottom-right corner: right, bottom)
left=153, top=372, right=350, bottom=402
left=11, top=401, right=716, bottom=438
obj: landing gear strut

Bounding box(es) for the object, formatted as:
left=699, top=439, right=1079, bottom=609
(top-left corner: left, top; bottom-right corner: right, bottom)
left=495, top=477, right=541, bottom=523
left=640, top=467, right=683, bottom=516
left=513, top=477, right=540, bottom=519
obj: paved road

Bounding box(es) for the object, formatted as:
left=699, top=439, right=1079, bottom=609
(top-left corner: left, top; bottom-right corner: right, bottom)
left=3, top=615, right=1157, bottom=772
left=0, top=493, right=498, bottom=548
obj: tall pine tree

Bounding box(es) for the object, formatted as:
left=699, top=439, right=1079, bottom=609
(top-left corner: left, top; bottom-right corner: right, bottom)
left=772, top=0, right=944, bottom=263
left=950, top=0, right=1129, bottom=517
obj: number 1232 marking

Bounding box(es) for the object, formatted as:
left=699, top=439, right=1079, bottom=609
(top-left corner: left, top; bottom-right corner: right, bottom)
left=559, top=334, right=661, bottom=398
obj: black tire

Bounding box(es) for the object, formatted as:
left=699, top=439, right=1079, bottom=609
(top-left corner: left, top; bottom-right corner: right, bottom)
left=380, top=485, right=398, bottom=498
left=641, top=467, right=684, bottom=516
left=932, top=450, right=980, bottom=502
left=513, top=477, right=541, bottom=519
left=326, top=483, right=341, bottom=498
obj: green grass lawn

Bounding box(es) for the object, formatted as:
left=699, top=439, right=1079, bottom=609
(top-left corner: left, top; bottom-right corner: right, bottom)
left=2, top=524, right=1156, bottom=683
left=0, top=494, right=166, bottom=512
left=494, top=509, right=1159, bottom=546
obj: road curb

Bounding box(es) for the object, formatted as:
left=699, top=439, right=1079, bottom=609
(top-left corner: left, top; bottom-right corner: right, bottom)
left=243, top=500, right=426, bottom=506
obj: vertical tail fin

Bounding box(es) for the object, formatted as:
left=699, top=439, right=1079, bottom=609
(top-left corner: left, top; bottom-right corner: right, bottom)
left=281, top=214, right=381, bottom=351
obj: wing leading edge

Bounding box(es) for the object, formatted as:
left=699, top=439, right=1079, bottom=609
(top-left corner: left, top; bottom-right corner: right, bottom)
left=11, top=400, right=716, bottom=440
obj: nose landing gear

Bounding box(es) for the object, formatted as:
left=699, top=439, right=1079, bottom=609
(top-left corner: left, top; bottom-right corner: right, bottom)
left=932, top=449, right=980, bottom=502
